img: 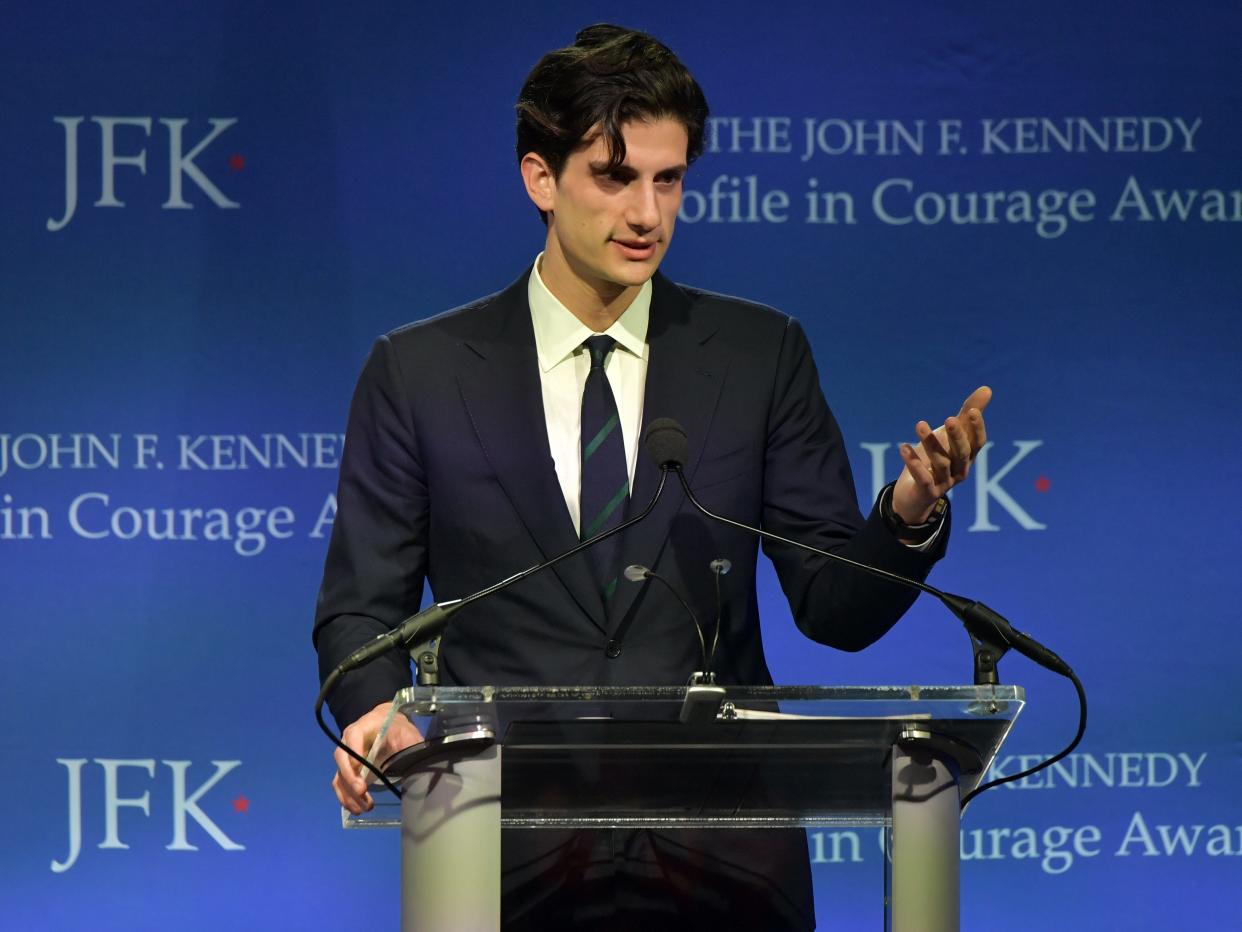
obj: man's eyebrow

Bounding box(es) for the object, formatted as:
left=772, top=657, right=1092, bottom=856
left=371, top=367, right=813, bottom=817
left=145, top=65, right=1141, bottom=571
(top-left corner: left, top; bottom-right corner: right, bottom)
left=589, top=160, right=634, bottom=176
left=588, top=161, right=688, bottom=177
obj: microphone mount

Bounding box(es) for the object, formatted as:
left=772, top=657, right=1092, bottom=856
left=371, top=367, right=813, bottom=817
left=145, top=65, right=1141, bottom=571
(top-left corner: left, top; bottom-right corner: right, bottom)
left=623, top=558, right=730, bottom=724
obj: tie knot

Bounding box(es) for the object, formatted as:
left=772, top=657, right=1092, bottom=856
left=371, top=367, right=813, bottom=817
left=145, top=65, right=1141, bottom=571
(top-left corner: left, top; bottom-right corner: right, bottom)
left=584, top=335, right=616, bottom=370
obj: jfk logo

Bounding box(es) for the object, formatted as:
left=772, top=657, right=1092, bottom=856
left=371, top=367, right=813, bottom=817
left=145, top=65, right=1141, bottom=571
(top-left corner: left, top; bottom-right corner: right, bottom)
left=861, top=440, right=1047, bottom=530
left=52, top=758, right=244, bottom=873
left=47, top=116, right=240, bottom=232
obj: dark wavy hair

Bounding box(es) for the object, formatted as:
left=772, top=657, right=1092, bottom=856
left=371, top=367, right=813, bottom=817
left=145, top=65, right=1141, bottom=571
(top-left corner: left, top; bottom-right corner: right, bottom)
left=516, top=24, right=710, bottom=220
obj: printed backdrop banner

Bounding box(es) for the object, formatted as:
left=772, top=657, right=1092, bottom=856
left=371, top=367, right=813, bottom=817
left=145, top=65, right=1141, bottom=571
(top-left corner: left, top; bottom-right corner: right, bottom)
left=3, top=2, right=1239, bottom=929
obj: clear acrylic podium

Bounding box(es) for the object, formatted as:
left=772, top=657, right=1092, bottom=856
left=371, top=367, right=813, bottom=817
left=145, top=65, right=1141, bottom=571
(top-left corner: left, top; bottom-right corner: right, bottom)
left=345, top=684, right=1023, bottom=931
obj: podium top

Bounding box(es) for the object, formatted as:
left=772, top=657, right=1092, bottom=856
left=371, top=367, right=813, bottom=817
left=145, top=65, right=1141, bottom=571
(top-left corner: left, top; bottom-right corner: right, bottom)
left=393, top=683, right=1023, bottom=716
left=345, top=684, right=1023, bottom=830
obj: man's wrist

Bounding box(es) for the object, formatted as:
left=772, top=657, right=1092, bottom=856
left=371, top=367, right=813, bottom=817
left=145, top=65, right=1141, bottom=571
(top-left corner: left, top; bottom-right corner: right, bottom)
left=880, top=483, right=947, bottom=545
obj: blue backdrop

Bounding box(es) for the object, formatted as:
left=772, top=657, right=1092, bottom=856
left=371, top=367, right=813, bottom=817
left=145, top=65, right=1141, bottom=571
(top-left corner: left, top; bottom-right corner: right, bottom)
left=4, top=2, right=1240, bottom=928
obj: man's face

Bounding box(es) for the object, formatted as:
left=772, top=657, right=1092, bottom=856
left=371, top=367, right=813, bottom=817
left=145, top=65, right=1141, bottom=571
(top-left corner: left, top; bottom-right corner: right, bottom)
left=532, top=118, right=688, bottom=310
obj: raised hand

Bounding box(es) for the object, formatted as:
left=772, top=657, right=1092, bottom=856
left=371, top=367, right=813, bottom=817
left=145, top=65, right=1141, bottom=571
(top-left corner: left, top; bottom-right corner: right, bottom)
left=892, top=386, right=991, bottom=524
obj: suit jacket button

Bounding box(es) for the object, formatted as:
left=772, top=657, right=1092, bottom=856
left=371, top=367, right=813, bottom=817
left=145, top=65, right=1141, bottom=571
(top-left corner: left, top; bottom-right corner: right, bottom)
left=605, top=639, right=622, bottom=658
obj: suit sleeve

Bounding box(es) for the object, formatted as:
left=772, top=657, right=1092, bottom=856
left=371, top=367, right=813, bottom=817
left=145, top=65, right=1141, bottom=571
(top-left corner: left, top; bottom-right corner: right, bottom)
left=760, top=317, right=948, bottom=651
left=313, top=335, right=427, bottom=728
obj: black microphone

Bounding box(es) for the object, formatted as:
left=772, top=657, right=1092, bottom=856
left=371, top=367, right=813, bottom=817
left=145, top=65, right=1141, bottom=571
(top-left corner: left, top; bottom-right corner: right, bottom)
left=641, top=418, right=1072, bottom=682
left=644, top=417, right=689, bottom=469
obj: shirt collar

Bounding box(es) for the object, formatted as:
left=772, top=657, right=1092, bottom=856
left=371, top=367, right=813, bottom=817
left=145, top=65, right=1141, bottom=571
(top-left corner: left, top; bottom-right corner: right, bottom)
left=528, top=252, right=651, bottom=373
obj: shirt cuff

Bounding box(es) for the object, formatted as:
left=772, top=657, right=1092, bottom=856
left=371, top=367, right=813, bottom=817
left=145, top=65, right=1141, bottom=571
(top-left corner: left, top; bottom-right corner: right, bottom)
left=879, top=483, right=947, bottom=552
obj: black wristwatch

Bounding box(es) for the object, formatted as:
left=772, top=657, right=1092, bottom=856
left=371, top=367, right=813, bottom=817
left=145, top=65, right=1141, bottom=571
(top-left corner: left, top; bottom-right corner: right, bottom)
left=880, top=483, right=947, bottom=544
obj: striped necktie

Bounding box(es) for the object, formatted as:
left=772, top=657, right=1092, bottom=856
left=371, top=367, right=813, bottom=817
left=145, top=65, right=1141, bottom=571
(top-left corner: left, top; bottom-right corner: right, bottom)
left=579, top=335, right=628, bottom=604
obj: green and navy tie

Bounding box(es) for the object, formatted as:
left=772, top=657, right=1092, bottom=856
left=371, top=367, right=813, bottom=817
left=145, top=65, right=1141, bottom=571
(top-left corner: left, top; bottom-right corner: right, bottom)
left=579, top=335, right=628, bottom=603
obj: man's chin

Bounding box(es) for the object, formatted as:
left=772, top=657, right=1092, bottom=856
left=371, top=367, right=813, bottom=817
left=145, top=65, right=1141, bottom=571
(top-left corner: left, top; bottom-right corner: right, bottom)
left=607, top=254, right=664, bottom=287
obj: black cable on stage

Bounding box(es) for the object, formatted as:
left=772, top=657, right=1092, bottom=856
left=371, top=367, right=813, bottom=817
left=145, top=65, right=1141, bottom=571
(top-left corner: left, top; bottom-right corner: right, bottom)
left=641, top=417, right=1087, bottom=812
left=960, top=669, right=1087, bottom=810
left=672, top=455, right=1087, bottom=810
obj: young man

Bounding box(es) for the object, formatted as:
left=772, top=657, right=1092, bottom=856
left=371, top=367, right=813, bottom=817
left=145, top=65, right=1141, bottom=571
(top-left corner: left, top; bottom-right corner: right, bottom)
left=315, top=24, right=988, bottom=929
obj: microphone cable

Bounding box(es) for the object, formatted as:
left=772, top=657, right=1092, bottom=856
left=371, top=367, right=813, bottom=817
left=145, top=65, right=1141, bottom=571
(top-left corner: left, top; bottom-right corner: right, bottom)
left=643, top=417, right=1086, bottom=811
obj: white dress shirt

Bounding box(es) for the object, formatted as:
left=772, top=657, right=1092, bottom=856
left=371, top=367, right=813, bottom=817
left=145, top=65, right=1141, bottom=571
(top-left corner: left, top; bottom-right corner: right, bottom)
left=526, top=254, right=941, bottom=549
left=528, top=253, right=650, bottom=536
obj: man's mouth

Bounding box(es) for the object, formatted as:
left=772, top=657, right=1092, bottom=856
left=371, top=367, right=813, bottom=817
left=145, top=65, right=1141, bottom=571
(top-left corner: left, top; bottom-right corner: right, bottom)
left=611, top=239, right=658, bottom=259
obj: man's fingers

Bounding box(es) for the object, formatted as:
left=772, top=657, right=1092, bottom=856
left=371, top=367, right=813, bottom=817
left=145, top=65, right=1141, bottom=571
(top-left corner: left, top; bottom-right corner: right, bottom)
left=944, top=416, right=972, bottom=478
left=337, top=726, right=369, bottom=782
left=915, top=421, right=951, bottom=484
left=915, top=420, right=949, bottom=458
left=331, top=752, right=374, bottom=814
left=900, top=443, right=939, bottom=495
left=332, top=771, right=373, bottom=815
left=333, top=745, right=371, bottom=801
left=328, top=703, right=400, bottom=815
left=968, top=406, right=988, bottom=452
left=331, top=772, right=359, bottom=814
left=959, top=386, right=991, bottom=454
left=958, top=385, right=992, bottom=418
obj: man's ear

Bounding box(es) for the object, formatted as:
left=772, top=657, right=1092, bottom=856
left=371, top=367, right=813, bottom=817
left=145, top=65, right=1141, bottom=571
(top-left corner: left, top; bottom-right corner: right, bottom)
left=520, top=152, right=556, bottom=215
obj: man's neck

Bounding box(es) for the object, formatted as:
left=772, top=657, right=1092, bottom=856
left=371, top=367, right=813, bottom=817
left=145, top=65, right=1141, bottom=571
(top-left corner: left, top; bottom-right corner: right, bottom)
left=538, top=250, right=643, bottom=333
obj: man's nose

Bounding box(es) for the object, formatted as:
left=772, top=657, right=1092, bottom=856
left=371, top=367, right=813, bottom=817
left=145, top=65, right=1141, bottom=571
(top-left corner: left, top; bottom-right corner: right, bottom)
left=626, top=181, right=661, bottom=232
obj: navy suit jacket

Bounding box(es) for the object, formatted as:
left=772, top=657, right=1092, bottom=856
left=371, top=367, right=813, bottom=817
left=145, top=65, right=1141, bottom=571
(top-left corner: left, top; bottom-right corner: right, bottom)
left=315, top=266, right=946, bottom=728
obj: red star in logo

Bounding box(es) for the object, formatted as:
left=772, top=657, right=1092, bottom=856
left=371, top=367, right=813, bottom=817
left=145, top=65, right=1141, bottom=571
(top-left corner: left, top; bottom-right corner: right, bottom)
left=1034, top=476, right=1051, bottom=493
left=229, top=153, right=246, bottom=171
left=232, top=795, right=250, bottom=813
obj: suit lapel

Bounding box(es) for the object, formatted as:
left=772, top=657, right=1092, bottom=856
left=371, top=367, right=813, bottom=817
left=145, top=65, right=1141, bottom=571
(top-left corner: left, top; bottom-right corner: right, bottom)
left=605, top=273, right=730, bottom=633
left=453, top=270, right=731, bottom=638
left=454, top=271, right=609, bottom=632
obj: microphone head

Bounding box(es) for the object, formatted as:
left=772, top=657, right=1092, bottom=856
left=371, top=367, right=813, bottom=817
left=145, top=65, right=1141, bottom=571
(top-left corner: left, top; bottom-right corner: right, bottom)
left=644, top=418, right=688, bottom=469
left=623, top=564, right=651, bottom=582
left=709, top=558, right=732, bottom=576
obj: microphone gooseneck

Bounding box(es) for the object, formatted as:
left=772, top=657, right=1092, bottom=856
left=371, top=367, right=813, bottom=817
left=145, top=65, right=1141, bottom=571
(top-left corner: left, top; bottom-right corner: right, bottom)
left=333, top=467, right=673, bottom=680
left=707, top=557, right=729, bottom=672
left=318, top=463, right=676, bottom=798
left=624, top=563, right=709, bottom=672
left=642, top=417, right=1085, bottom=810
left=642, top=420, right=1071, bottom=682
